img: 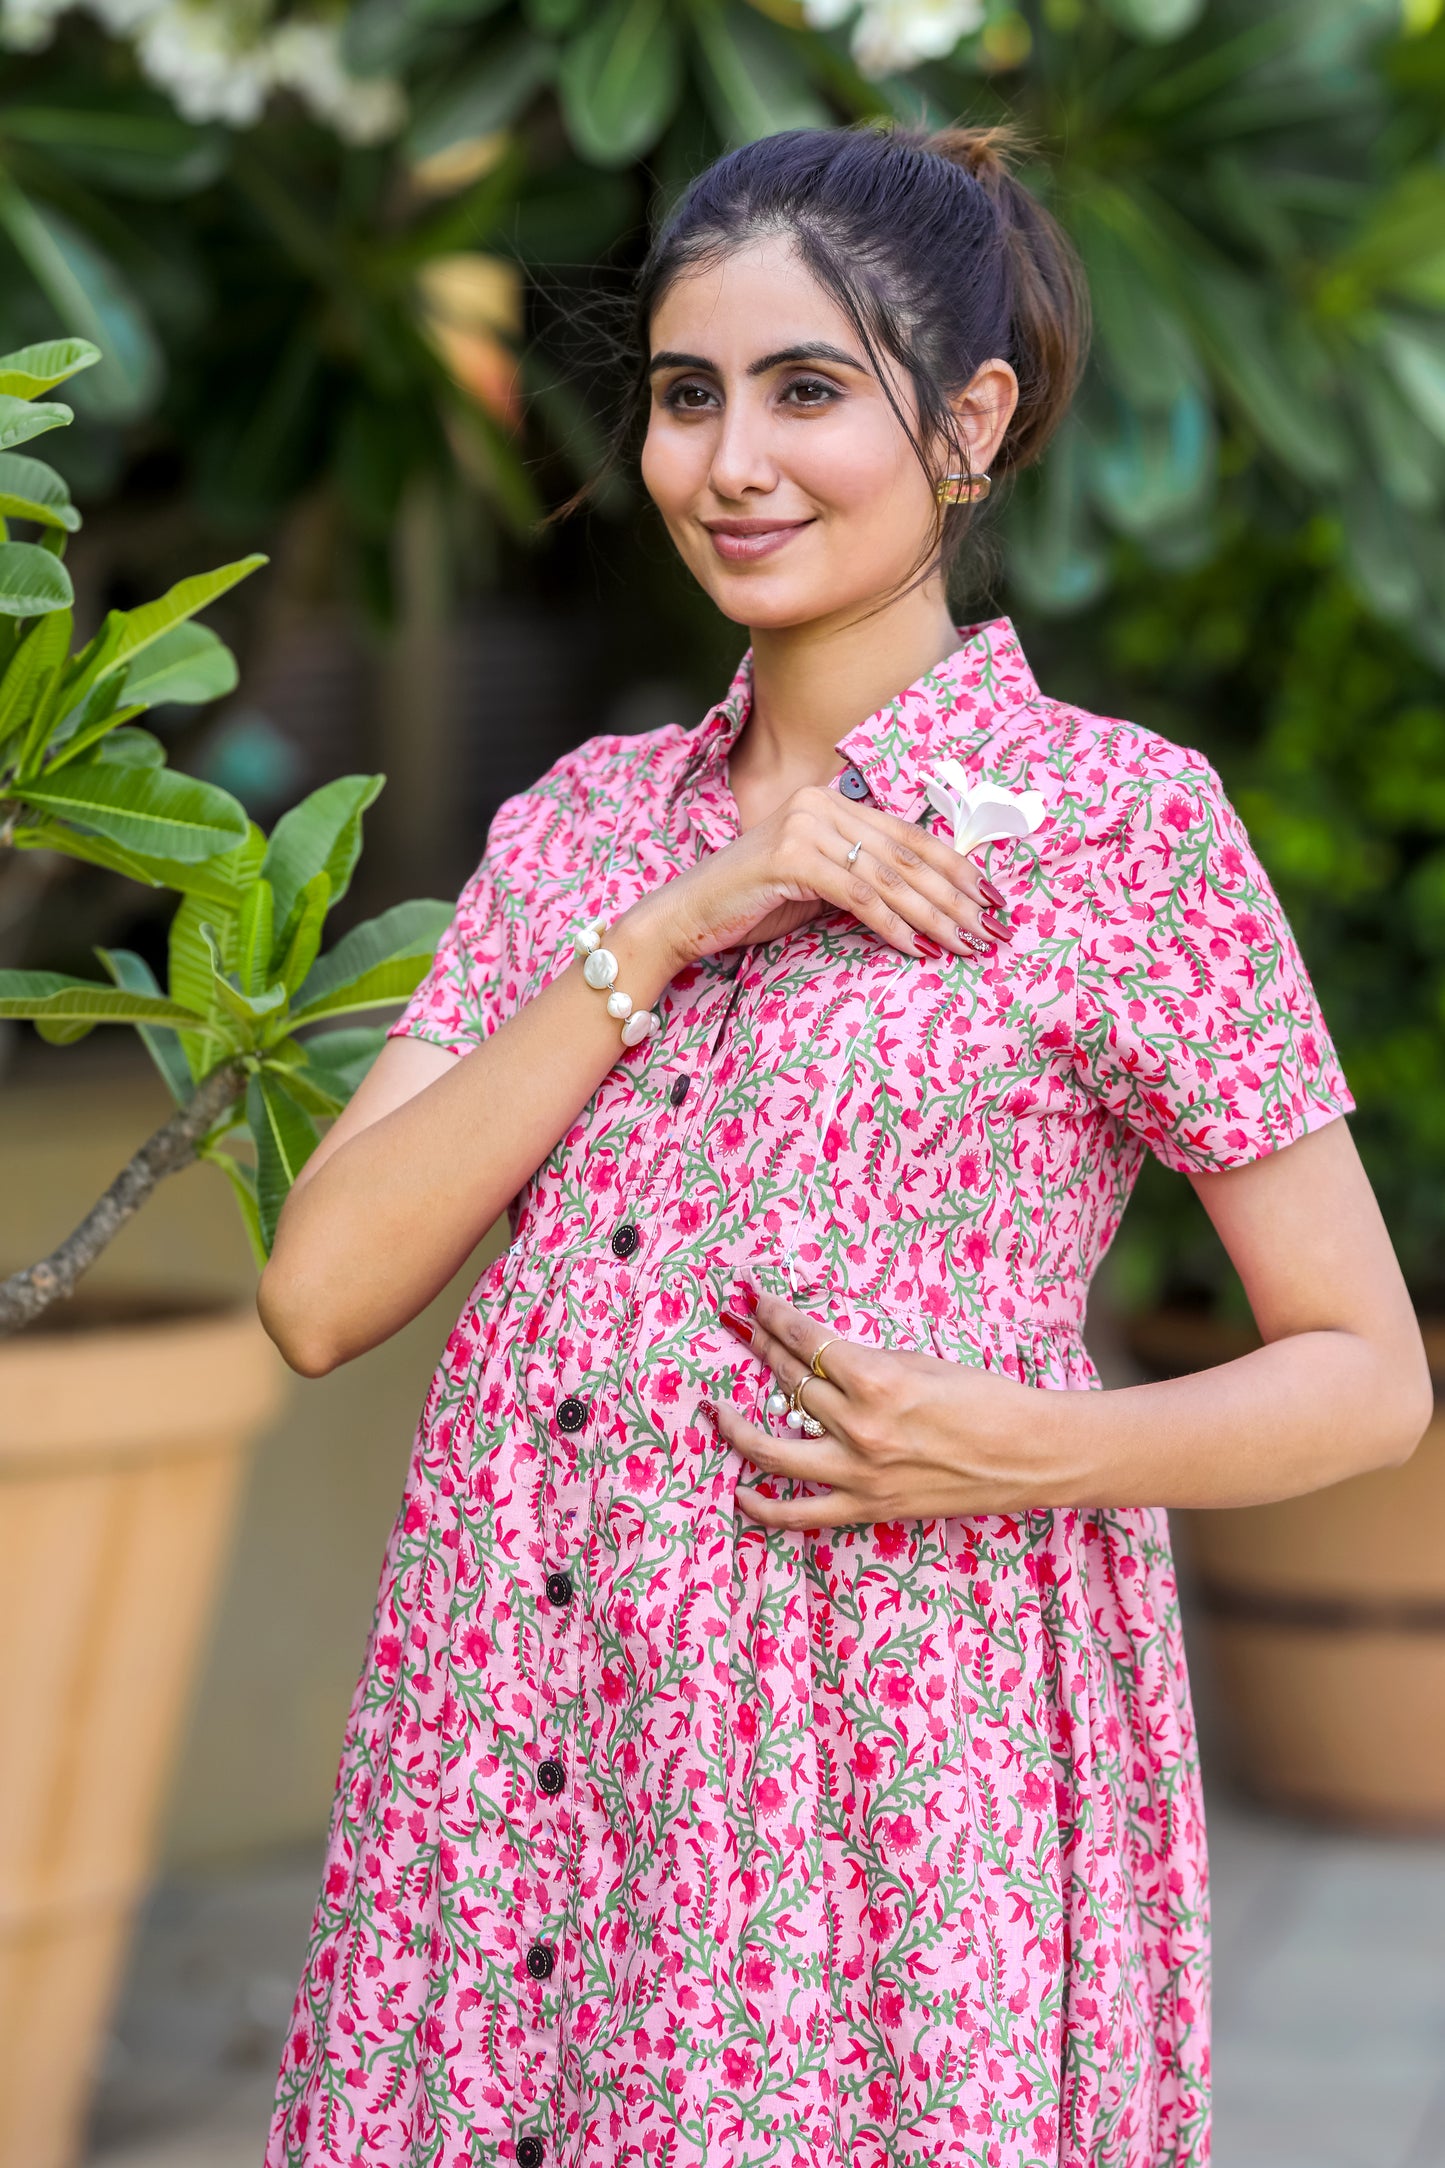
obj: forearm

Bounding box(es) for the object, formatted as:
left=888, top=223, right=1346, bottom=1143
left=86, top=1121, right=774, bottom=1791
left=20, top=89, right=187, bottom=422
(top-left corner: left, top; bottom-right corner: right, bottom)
left=259, top=893, right=684, bottom=1373
left=1033, top=1325, right=1431, bottom=1512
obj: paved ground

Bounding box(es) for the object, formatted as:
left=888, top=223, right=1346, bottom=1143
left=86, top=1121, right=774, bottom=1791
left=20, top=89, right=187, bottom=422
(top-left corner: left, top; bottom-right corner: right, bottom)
left=84, top=1785, right=1445, bottom=2168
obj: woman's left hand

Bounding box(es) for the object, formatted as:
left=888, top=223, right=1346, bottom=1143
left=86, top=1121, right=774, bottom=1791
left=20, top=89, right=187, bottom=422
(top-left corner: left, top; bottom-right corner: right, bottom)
left=720, top=1293, right=1063, bottom=1529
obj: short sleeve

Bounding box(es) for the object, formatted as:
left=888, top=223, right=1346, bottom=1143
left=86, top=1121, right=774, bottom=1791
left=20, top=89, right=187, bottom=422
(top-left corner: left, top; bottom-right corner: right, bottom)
left=386, top=803, right=525, bottom=1059
left=1072, top=770, right=1354, bottom=1172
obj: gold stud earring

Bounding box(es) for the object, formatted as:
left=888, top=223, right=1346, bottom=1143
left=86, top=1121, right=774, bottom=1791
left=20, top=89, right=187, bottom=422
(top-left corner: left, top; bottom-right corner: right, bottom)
left=935, top=471, right=992, bottom=506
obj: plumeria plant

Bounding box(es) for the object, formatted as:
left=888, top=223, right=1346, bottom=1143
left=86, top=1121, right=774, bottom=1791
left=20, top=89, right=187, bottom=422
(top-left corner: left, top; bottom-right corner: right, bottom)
left=0, top=336, right=449, bottom=1333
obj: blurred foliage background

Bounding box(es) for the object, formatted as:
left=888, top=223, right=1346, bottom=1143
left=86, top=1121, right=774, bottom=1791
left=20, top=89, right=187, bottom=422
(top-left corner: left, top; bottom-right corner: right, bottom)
left=2, top=0, right=1444, bottom=1308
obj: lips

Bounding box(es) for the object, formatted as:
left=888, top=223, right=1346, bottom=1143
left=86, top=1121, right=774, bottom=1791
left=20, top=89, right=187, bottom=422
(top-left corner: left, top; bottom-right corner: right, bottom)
left=702, top=520, right=813, bottom=564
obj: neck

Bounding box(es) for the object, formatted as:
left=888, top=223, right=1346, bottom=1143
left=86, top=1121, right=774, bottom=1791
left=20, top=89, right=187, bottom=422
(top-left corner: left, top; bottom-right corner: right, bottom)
left=730, top=584, right=961, bottom=818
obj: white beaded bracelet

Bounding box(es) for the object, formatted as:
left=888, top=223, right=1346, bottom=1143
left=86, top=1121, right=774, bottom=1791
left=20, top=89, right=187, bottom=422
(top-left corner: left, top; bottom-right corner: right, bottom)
left=572, top=917, right=662, bottom=1048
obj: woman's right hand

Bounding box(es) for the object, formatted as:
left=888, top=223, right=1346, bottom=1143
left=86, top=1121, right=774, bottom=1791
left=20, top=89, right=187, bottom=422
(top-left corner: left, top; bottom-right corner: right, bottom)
left=633, top=782, right=1009, bottom=969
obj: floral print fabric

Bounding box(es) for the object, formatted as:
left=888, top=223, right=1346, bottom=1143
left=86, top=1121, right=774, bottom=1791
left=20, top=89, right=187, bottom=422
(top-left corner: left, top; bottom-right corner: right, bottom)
left=268, top=618, right=1351, bottom=2168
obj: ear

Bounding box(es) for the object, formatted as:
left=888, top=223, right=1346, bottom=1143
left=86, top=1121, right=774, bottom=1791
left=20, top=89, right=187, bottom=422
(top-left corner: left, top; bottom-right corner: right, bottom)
left=947, top=359, right=1019, bottom=481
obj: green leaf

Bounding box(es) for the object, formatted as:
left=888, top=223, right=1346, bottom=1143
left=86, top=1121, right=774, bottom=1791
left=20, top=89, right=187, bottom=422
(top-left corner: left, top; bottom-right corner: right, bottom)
left=96, top=946, right=192, bottom=1104
left=169, top=891, right=222, bottom=1079
left=201, top=1144, right=268, bottom=1269
left=1335, top=169, right=1445, bottom=308
left=0, top=451, right=80, bottom=533
left=558, top=0, right=680, bottom=166
left=407, top=28, right=555, bottom=159
left=1098, top=0, right=1205, bottom=38
left=0, top=106, right=227, bottom=199
left=0, top=395, right=72, bottom=453
left=236, top=878, right=276, bottom=996
left=291, top=898, right=453, bottom=1024
left=0, top=181, right=163, bottom=421
left=0, top=968, right=208, bottom=1028
left=261, top=772, right=383, bottom=943
left=1070, top=192, right=1203, bottom=411
left=92, top=722, right=163, bottom=765
left=122, top=621, right=239, bottom=709
left=0, top=539, right=73, bottom=617
left=1187, top=262, right=1348, bottom=487
left=293, top=1022, right=387, bottom=1104
left=8, top=817, right=232, bottom=904
left=0, top=606, right=70, bottom=753
left=1379, top=319, right=1445, bottom=447
left=246, top=1071, right=320, bottom=1251
left=18, top=755, right=249, bottom=861
left=258, top=1057, right=345, bottom=1120
left=199, top=922, right=287, bottom=1031
left=275, top=870, right=332, bottom=995
left=67, top=555, right=267, bottom=705
left=1004, top=418, right=1109, bottom=615
left=690, top=2, right=830, bottom=144
left=0, top=337, right=101, bottom=399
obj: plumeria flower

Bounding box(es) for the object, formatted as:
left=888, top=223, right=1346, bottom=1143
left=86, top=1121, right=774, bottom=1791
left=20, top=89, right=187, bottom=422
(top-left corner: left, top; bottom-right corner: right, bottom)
left=924, top=758, right=1045, bottom=856
left=804, top=0, right=986, bottom=76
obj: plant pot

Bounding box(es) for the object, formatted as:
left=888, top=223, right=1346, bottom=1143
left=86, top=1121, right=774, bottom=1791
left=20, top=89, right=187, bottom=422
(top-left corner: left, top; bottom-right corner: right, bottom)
left=0, top=1299, right=285, bottom=2168
left=1126, top=1310, right=1445, bottom=1832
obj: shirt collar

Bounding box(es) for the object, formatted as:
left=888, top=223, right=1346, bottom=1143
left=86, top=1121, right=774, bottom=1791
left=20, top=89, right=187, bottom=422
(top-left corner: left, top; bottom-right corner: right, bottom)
left=676, top=616, right=1040, bottom=832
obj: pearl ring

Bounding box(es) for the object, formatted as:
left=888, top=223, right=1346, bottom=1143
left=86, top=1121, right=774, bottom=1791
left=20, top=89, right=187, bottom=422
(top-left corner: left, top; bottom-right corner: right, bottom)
left=846, top=839, right=864, bottom=866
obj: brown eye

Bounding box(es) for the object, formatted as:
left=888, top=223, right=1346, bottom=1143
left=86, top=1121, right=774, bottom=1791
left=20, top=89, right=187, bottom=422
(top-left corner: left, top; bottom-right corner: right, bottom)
left=782, top=376, right=840, bottom=408
left=662, top=380, right=718, bottom=413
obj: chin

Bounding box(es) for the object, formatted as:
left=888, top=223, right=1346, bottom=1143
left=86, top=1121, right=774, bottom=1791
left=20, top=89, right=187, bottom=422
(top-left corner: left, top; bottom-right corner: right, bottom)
left=697, top=569, right=859, bottom=632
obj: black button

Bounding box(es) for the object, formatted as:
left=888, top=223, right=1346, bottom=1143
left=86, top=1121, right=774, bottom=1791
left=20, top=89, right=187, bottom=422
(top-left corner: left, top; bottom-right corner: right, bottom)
left=669, top=1075, right=691, bottom=1107
left=838, top=763, right=873, bottom=801
left=556, top=1397, right=587, bottom=1433
left=517, top=2142, right=544, bottom=2168
left=545, top=1570, right=574, bottom=1606
left=525, top=1941, right=556, bottom=1980
left=611, top=1222, right=640, bottom=1259
left=537, top=1758, right=565, bottom=1796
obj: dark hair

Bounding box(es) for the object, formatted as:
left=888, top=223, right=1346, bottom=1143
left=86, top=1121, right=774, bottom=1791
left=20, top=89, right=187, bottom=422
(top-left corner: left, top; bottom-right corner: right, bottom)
left=561, top=122, right=1090, bottom=589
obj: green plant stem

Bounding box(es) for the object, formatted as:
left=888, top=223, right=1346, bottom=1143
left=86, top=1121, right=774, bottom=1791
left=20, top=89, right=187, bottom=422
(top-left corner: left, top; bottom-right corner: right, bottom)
left=0, top=1056, right=248, bottom=1335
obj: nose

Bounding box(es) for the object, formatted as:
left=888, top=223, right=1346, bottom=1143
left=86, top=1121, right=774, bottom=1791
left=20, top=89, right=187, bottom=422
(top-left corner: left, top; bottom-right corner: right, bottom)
left=706, top=391, right=778, bottom=503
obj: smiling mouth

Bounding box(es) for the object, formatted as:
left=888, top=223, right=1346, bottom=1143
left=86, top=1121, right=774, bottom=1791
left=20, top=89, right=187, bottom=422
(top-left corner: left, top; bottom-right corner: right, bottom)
left=701, top=519, right=814, bottom=564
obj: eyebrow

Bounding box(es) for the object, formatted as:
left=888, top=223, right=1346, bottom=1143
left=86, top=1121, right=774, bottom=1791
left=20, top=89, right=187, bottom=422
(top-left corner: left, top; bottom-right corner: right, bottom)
left=647, top=342, right=867, bottom=378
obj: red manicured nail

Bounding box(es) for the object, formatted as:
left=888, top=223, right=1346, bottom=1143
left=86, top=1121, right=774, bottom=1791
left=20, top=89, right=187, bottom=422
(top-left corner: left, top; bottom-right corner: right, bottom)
left=980, top=913, right=1012, bottom=942
left=979, top=877, right=1006, bottom=910
left=734, top=1288, right=758, bottom=1316
left=915, top=935, right=945, bottom=960
left=720, top=1310, right=754, bottom=1346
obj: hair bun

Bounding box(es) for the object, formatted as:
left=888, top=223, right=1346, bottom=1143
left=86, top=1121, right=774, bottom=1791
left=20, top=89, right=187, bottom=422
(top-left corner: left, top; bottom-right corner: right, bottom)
left=923, top=125, right=1019, bottom=192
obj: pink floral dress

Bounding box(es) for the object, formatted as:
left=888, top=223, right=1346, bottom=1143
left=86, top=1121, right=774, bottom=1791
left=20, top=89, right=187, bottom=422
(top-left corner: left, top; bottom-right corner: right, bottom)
left=267, top=619, right=1351, bottom=2168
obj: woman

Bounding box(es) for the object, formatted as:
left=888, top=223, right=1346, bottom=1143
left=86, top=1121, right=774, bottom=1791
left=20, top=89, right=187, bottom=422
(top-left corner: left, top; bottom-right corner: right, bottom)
left=260, top=126, right=1429, bottom=2168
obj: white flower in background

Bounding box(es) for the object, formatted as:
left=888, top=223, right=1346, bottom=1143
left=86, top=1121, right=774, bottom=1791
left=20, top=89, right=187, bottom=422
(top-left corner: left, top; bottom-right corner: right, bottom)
left=134, top=2, right=273, bottom=126
left=87, top=0, right=161, bottom=30
left=0, top=0, right=71, bottom=50
left=270, top=17, right=405, bottom=144
left=924, top=759, right=1045, bottom=855
left=0, top=0, right=403, bottom=140
left=805, top=0, right=987, bottom=75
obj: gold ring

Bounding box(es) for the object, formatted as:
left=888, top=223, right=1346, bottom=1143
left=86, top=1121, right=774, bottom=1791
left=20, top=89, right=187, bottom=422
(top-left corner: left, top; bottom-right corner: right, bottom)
left=811, top=1337, right=843, bottom=1382
left=787, top=1374, right=828, bottom=1438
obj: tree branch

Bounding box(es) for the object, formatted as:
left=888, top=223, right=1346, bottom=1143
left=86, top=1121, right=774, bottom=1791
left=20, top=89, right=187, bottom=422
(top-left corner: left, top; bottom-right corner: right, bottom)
left=0, top=1058, right=249, bottom=1336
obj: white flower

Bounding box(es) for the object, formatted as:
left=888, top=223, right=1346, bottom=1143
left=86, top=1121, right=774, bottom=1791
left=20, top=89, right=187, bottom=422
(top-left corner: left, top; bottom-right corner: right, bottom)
left=269, top=17, right=405, bottom=145
left=849, top=0, right=987, bottom=75
left=133, top=2, right=274, bottom=125
left=0, top=0, right=72, bottom=50
left=800, top=0, right=857, bottom=24
left=924, top=759, right=1045, bottom=856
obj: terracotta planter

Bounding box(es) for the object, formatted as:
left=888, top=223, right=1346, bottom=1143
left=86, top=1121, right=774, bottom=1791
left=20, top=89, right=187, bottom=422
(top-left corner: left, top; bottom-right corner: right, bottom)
left=0, top=1301, right=285, bottom=2168
left=1126, top=1310, right=1445, bottom=1831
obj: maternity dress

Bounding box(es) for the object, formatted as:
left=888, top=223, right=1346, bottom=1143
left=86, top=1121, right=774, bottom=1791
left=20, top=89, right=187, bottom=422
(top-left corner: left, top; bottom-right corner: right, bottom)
left=267, top=618, right=1352, bottom=2168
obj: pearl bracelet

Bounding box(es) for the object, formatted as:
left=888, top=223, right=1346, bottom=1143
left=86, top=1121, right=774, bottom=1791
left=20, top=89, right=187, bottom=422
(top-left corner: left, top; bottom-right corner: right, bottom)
left=572, top=917, right=662, bottom=1047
